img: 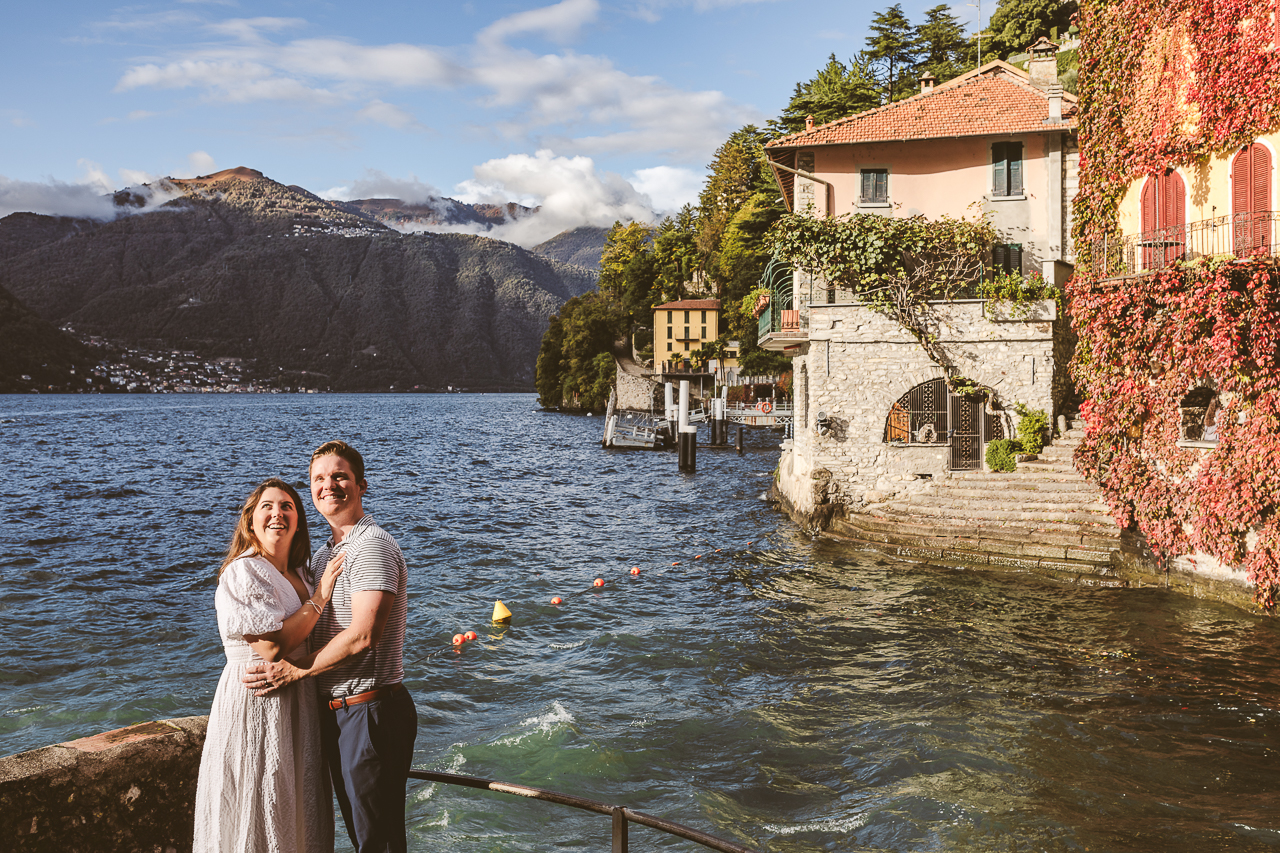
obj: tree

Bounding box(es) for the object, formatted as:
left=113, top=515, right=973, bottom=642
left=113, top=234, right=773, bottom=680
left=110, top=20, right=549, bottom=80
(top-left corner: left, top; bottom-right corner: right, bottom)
left=534, top=291, right=627, bottom=411
left=598, top=221, right=654, bottom=304
left=697, top=127, right=769, bottom=266
left=653, top=207, right=699, bottom=305
left=769, top=54, right=881, bottom=136
left=864, top=4, right=919, bottom=103
left=985, top=0, right=1077, bottom=60
left=915, top=5, right=974, bottom=81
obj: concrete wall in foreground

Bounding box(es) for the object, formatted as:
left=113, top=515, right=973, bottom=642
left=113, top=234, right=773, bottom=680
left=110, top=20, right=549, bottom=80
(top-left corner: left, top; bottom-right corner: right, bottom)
left=0, top=716, right=208, bottom=853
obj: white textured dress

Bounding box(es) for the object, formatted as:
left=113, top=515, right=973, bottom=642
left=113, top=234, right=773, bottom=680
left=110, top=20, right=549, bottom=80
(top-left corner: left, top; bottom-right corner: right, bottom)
left=193, top=554, right=334, bottom=853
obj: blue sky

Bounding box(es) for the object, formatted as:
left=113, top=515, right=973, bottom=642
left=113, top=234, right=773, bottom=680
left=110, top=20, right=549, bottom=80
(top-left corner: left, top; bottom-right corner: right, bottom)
left=2, top=0, right=981, bottom=245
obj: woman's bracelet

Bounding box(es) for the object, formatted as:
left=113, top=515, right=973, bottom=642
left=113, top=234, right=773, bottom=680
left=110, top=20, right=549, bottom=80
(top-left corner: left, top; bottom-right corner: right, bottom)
left=305, top=599, right=324, bottom=615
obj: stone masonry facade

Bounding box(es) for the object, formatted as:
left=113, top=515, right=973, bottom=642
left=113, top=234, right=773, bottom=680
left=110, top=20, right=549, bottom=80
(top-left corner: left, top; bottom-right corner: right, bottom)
left=778, top=298, right=1064, bottom=517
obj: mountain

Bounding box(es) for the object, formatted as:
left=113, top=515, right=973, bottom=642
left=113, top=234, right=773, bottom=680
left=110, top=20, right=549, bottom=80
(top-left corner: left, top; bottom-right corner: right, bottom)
left=338, top=197, right=538, bottom=231
left=0, top=283, right=95, bottom=393
left=532, top=226, right=610, bottom=271
left=0, top=167, right=598, bottom=391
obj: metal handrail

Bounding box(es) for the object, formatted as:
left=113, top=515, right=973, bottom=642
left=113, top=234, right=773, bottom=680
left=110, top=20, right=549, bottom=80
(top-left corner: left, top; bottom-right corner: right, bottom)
left=408, top=769, right=760, bottom=853
left=1088, top=211, right=1279, bottom=278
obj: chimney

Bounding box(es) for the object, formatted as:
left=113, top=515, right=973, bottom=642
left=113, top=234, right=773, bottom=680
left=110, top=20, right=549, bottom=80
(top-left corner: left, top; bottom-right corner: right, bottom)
left=1027, top=36, right=1059, bottom=90
left=805, top=115, right=814, bottom=131
left=1046, top=84, right=1063, bottom=123
left=918, top=72, right=937, bottom=94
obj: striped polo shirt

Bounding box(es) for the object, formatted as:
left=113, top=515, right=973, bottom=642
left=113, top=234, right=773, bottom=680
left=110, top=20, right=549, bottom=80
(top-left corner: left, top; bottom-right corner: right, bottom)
left=309, top=514, right=408, bottom=700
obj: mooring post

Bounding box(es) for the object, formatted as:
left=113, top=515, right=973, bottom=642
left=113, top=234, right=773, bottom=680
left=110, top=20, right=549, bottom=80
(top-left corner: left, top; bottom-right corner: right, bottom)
left=736, top=425, right=744, bottom=455
left=679, top=426, right=697, bottom=472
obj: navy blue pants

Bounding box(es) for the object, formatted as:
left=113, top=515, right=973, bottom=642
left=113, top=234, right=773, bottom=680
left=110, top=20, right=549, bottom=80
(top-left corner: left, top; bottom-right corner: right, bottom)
left=320, top=686, right=418, bottom=853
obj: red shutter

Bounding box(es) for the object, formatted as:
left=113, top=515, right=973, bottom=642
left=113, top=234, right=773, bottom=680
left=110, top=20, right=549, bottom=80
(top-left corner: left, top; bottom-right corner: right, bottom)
left=1233, top=146, right=1252, bottom=253
left=1141, top=178, right=1158, bottom=269
left=1255, top=144, right=1271, bottom=251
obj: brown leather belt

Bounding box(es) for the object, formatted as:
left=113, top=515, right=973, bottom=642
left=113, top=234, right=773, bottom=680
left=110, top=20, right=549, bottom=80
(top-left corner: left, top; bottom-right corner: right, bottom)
left=327, top=683, right=403, bottom=711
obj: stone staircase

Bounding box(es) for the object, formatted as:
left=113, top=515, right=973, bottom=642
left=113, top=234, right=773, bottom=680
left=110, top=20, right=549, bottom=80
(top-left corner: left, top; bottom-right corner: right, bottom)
left=830, top=422, right=1143, bottom=582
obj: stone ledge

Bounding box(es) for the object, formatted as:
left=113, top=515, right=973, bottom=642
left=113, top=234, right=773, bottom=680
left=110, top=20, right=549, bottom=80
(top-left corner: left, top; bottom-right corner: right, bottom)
left=0, top=716, right=208, bottom=853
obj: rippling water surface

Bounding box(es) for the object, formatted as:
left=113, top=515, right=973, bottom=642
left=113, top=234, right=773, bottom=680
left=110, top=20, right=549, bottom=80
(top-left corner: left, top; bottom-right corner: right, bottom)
left=2, top=393, right=1279, bottom=852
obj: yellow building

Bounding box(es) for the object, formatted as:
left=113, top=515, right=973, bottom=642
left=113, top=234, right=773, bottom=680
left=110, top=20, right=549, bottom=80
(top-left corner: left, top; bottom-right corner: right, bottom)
left=652, top=299, right=727, bottom=367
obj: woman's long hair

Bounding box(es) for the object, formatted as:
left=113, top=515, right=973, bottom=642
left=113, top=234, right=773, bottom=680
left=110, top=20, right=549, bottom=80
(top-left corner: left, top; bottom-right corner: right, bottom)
left=218, top=478, right=312, bottom=575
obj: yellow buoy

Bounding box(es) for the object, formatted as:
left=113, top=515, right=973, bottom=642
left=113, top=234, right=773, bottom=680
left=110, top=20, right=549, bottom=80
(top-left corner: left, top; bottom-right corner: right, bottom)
left=492, top=600, right=513, bottom=623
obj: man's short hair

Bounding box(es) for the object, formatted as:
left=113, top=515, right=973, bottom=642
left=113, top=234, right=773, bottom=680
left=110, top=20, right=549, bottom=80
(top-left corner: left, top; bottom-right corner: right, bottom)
left=311, top=440, right=366, bottom=482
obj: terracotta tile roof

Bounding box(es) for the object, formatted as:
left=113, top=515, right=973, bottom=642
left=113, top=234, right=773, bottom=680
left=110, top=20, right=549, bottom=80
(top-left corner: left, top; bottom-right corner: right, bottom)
left=766, top=61, right=1077, bottom=149
left=653, top=299, right=721, bottom=311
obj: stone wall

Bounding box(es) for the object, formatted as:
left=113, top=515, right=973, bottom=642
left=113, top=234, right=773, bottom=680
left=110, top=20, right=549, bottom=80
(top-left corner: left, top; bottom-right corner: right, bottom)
left=779, top=299, right=1062, bottom=516
left=0, top=716, right=207, bottom=853
left=614, top=360, right=660, bottom=412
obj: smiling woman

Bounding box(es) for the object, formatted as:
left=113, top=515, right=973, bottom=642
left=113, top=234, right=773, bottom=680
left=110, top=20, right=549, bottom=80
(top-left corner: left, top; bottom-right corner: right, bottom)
left=192, top=478, right=345, bottom=853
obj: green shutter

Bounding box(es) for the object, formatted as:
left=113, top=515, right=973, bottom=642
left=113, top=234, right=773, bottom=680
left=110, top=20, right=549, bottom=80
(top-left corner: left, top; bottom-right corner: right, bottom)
left=1009, top=143, right=1023, bottom=195
left=992, top=143, right=1007, bottom=196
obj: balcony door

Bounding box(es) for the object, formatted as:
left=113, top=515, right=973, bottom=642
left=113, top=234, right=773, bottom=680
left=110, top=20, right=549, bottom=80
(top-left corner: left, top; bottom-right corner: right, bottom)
left=1140, top=169, right=1186, bottom=269
left=1233, top=143, right=1272, bottom=255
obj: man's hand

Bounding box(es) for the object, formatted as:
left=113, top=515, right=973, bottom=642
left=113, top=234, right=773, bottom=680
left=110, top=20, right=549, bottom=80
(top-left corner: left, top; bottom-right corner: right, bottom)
left=242, top=659, right=301, bottom=696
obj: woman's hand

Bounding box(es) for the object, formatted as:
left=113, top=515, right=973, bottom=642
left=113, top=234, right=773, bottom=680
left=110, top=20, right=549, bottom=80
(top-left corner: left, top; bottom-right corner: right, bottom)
left=317, top=550, right=346, bottom=603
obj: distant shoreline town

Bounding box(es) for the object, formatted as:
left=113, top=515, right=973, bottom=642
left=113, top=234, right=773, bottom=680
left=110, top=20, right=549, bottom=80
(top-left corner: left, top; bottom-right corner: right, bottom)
left=21, top=329, right=476, bottom=395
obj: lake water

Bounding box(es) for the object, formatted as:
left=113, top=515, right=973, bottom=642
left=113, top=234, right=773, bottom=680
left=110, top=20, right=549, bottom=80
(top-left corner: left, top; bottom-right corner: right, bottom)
left=2, top=393, right=1279, bottom=852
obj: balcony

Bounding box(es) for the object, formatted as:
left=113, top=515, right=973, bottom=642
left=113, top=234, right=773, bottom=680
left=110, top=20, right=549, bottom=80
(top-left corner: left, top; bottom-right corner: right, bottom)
left=756, top=257, right=808, bottom=351
left=1089, top=212, right=1278, bottom=279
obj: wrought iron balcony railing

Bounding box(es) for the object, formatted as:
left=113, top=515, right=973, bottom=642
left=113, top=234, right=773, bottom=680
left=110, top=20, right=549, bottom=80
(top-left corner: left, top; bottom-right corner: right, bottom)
left=756, top=256, right=805, bottom=345
left=1088, top=212, right=1278, bottom=278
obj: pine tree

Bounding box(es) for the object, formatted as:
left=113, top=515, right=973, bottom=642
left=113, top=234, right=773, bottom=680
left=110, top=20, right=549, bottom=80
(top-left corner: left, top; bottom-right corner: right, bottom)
left=914, top=5, right=973, bottom=82
left=769, top=54, right=880, bottom=136
left=863, top=3, right=918, bottom=103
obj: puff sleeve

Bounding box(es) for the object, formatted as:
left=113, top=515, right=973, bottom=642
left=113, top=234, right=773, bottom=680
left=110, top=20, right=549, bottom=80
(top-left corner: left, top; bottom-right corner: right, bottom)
left=216, top=556, right=289, bottom=641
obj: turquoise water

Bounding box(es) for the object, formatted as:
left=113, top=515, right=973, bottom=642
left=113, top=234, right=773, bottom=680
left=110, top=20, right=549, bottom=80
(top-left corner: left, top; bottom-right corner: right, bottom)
left=2, top=393, right=1278, bottom=852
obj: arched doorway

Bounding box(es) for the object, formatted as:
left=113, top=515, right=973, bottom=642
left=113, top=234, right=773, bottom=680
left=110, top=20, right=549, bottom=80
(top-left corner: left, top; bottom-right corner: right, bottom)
left=883, top=378, right=1005, bottom=470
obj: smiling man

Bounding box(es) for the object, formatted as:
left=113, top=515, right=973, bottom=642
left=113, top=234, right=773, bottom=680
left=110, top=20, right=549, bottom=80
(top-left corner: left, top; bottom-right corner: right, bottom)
left=245, top=440, right=416, bottom=853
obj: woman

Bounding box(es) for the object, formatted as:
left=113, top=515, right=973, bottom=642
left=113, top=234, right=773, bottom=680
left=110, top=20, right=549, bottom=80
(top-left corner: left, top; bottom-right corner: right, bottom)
left=193, top=478, right=345, bottom=853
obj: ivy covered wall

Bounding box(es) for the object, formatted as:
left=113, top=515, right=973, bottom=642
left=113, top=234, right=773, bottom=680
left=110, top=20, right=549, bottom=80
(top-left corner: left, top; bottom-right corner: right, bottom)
left=1070, top=0, right=1280, bottom=606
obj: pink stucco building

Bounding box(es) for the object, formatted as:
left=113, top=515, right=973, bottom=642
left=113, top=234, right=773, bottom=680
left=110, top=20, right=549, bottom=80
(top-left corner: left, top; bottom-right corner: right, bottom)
left=759, top=41, right=1081, bottom=516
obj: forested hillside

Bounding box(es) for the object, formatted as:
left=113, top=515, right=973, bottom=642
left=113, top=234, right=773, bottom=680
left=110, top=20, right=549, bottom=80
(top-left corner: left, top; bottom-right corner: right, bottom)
left=535, top=0, right=1079, bottom=411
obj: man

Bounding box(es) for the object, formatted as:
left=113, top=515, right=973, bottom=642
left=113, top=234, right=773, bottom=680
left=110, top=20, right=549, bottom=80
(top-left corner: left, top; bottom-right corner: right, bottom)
left=245, top=440, right=417, bottom=853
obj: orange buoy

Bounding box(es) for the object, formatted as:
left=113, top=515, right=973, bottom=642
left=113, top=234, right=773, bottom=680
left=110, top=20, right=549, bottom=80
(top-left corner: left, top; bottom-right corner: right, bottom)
left=452, top=634, right=464, bottom=645
left=464, top=631, right=477, bottom=642
left=593, top=578, right=604, bottom=587
left=715, top=549, right=722, bottom=553
left=630, top=567, right=641, bottom=575
left=551, top=596, right=563, bottom=605
left=672, top=561, right=679, bottom=566
left=695, top=554, right=701, bottom=559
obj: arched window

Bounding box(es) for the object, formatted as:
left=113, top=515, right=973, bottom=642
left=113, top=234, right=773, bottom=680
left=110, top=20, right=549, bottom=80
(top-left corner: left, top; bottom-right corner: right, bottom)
left=1180, top=387, right=1219, bottom=442
left=1232, top=143, right=1272, bottom=256
left=884, top=378, right=948, bottom=444
left=1140, top=169, right=1186, bottom=269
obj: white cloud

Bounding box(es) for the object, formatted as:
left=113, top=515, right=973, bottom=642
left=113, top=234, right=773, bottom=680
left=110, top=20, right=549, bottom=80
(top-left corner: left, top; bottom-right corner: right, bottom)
left=477, top=0, right=599, bottom=48
left=429, top=150, right=658, bottom=247
left=108, top=1, right=755, bottom=162
left=0, top=176, right=116, bottom=219
left=127, top=110, right=157, bottom=121
left=176, top=151, right=218, bottom=178
left=629, top=165, right=703, bottom=213
left=321, top=170, right=446, bottom=205
left=356, top=100, right=423, bottom=130
left=76, top=160, right=117, bottom=195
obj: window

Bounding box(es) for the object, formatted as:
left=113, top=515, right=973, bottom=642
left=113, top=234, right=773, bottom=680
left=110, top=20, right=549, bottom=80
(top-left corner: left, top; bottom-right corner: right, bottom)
left=667, top=341, right=673, bottom=352
left=860, top=169, right=888, bottom=204
left=992, top=142, right=1023, bottom=197
left=1180, top=387, right=1219, bottom=443
left=700, top=310, right=706, bottom=323
left=701, top=326, right=706, bottom=339
left=992, top=243, right=1023, bottom=275
left=1232, top=142, right=1272, bottom=255
left=684, top=310, right=689, bottom=322
left=684, top=326, right=690, bottom=340
left=1140, top=169, right=1186, bottom=269
left=667, top=311, right=672, bottom=323
left=667, top=325, right=672, bottom=339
